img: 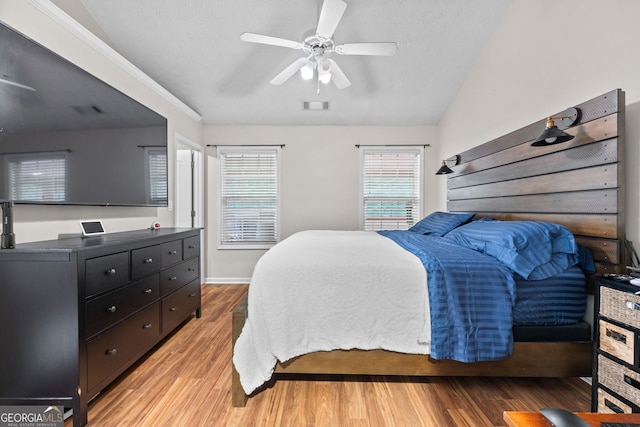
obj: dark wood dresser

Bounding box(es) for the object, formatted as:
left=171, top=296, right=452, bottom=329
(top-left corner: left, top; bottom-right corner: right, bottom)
left=592, top=276, right=640, bottom=413
left=0, top=228, right=202, bottom=426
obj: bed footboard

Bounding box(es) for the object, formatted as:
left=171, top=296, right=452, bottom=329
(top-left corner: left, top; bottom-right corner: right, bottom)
left=231, top=296, right=249, bottom=407
left=231, top=296, right=592, bottom=407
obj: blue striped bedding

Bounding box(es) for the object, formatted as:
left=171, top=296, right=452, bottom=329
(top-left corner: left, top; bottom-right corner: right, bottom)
left=378, top=229, right=587, bottom=362
left=378, top=230, right=517, bottom=362
left=442, top=219, right=578, bottom=280
left=513, top=265, right=586, bottom=326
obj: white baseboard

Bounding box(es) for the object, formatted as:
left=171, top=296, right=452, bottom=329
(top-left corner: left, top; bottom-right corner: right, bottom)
left=204, top=277, right=250, bottom=285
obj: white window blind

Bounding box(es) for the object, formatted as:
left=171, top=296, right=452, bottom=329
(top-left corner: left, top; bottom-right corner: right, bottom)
left=361, top=147, right=423, bottom=231
left=8, top=153, right=67, bottom=202
left=146, top=147, right=168, bottom=205
left=218, top=147, right=280, bottom=247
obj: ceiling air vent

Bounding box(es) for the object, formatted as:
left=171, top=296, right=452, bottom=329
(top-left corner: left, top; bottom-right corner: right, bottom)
left=302, top=101, right=329, bottom=111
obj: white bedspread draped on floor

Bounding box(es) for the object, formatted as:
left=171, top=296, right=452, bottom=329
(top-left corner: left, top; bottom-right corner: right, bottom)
left=233, top=230, right=430, bottom=394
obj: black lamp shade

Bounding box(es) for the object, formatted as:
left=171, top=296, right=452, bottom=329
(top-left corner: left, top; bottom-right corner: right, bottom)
left=435, top=161, right=454, bottom=175
left=531, top=125, right=575, bottom=146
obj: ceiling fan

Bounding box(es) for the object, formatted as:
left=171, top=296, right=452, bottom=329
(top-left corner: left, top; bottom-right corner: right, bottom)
left=240, top=0, right=397, bottom=92
left=0, top=77, right=36, bottom=91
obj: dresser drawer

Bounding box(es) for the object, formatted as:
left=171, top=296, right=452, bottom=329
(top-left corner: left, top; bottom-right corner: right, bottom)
left=85, top=251, right=129, bottom=296
left=86, top=274, right=160, bottom=337
left=600, top=319, right=637, bottom=366
left=162, top=240, right=183, bottom=268
left=160, top=257, right=199, bottom=295
left=162, top=279, right=200, bottom=333
left=599, top=354, right=640, bottom=406
left=183, top=235, right=200, bottom=260
left=131, top=244, right=163, bottom=280
left=87, top=303, right=160, bottom=391
left=597, top=387, right=636, bottom=413
left=600, top=286, right=640, bottom=329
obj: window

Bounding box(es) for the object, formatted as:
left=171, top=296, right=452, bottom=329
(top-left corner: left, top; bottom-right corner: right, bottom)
left=360, top=146, right=423, bottom=231
left=7, top=152, right=67, bottom=202
left=145, top=147, right=168, bottom=205
left=218, top=147, right=280, bottom=248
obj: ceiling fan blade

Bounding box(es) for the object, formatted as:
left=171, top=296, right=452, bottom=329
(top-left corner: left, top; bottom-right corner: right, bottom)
left=327, top=59, right=351, bottom=89
left=0, top=77, right=36, bottom=91
left=270, top=57, right=308, bottom=85
left=335, top=42, right=398, bottom=56
left=240, top=32, right=303, bottom=50
left=316, top=0, right=347, bottom=39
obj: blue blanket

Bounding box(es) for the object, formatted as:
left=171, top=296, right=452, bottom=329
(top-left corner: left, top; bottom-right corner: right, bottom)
left=378, top=230, right=516, bottom=362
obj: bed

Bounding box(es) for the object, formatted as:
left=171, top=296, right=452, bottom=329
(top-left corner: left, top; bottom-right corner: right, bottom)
left=231, top=89, right=626, bottom=406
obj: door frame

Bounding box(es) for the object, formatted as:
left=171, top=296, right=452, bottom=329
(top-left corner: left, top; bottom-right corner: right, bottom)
left=174, top=133, right=203, bottom=228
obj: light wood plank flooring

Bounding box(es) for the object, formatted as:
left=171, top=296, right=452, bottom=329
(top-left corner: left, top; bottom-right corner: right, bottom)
left=68, top=284, right=592, bottom=426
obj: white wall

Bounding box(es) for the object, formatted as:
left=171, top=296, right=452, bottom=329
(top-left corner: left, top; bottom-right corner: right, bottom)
left=438, top=0, right=640, bottom=250
left=0, top=1, right=203, bottom=243
left=204, top=125, right=439, bottom=282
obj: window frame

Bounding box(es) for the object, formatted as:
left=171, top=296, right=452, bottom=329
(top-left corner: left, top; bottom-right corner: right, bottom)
left=359, top=146, right=424, bottom=231
left=217, top=146, right=281, bottom=250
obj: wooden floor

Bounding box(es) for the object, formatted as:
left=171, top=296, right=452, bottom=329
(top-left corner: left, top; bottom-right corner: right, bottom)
left=68, top=284, right=592, bottom=427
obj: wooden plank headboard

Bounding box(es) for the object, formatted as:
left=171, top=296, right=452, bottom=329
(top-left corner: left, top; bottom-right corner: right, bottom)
left=446, top=89, right=626, bottom=276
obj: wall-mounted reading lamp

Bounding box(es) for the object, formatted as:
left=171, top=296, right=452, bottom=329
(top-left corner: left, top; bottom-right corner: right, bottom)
left=435, top=155, right=460, bottom=175
left=531, top=107, right=581, bottom=146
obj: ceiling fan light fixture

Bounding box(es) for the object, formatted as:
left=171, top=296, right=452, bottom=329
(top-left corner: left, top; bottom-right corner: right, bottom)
left=300, top=60, right=314, bottom=80
left=318, top=59, right=331, bottom=84
left=318, top=71, right=331, bottom=84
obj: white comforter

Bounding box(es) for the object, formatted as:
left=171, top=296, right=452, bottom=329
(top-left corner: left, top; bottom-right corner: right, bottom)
left=232, top=230, right=431, bottom=394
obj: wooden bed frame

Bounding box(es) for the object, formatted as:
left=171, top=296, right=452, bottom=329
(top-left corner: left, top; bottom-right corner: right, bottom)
left=231, top=89, right=626, bottom=407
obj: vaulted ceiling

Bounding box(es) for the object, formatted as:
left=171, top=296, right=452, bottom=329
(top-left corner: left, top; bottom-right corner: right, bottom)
left=56, top=0, right=512, bottom=126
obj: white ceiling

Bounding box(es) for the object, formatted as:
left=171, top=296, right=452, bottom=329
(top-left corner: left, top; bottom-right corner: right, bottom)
left=62, top=0, right=512, bottom=126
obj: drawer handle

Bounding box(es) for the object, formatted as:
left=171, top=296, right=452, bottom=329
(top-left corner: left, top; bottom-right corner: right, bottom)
left=105, top=268, right=117, bottom=276
left=606, top=328, right=627, bottom=344
left=188, top=245, right=196, bottom=249
left=169, top=276, right=178, bottom=281
left=169, top=307, right=177, bottom=312
left=189, top=293, right=197, bottom=298
left=624, top=374, right=640, bottom=390
left=169, top=250, right=177, bottom=255
left=626, top=300, right=640, bottom=311
left=142, top=323, right=153, bottom=329
left=144, top=288, right=153, bottom=295
left=144, top=258, right=154, bottom=264
left=604, top=398, right=624, bottom=414
left=106, top=305, right=117, bottom=313
left=188, top=268, right=196, bottom=272
left=105, top=348, right=117, bottom=356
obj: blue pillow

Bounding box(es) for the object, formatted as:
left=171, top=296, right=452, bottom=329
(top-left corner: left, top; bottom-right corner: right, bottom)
left=443, top=220, right=579, bottom=280
left=409, top=211, right=475, bottom=236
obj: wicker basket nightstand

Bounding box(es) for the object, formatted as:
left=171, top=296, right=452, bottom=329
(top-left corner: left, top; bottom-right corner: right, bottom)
left=593, top=277, right=640, bottom=413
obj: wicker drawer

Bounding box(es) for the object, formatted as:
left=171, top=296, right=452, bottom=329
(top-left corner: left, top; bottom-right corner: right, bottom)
left=599, top=354, right=640, bottom=406
left=600, top=286, right=640, bottom=330
left=597, top=387, right=636, bottom=413
left=600, top=319, right=637, bottom=365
